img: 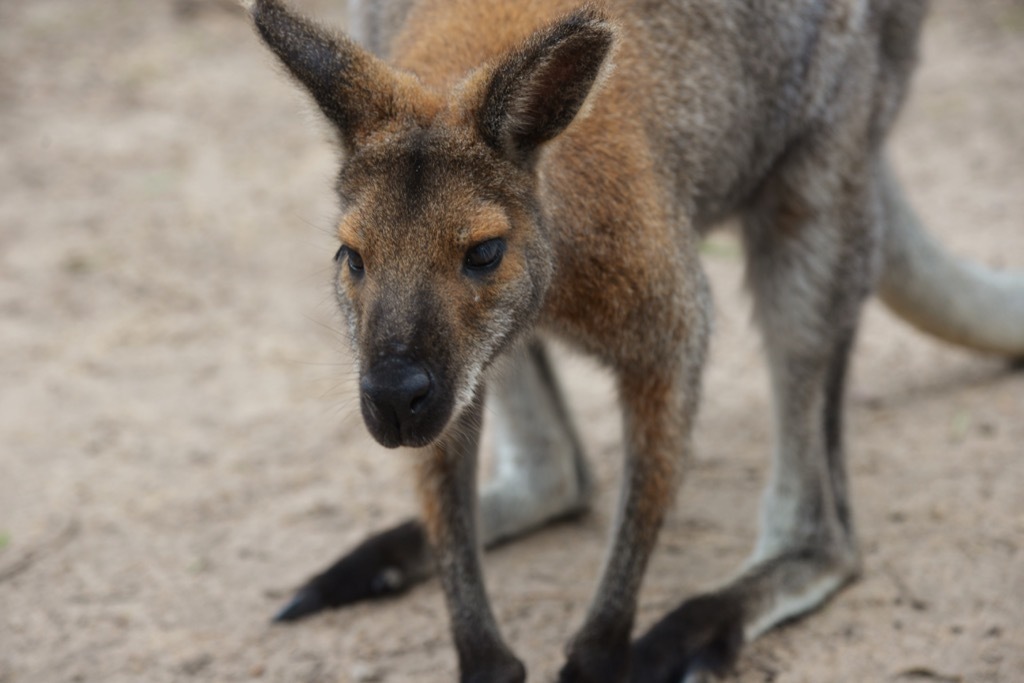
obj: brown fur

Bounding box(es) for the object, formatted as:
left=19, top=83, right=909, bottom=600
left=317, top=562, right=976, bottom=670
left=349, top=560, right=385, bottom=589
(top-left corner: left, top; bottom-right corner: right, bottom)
left=247, top=1, right=1023, bottom=681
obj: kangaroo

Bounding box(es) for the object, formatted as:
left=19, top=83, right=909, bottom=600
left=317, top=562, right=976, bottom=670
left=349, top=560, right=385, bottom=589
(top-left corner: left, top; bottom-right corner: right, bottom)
left=243, top=1, right=1024, bottom=681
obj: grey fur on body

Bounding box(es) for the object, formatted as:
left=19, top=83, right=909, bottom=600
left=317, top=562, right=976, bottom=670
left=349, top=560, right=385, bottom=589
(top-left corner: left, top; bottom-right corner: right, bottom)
left=247, top=0, right=1024, bottom=681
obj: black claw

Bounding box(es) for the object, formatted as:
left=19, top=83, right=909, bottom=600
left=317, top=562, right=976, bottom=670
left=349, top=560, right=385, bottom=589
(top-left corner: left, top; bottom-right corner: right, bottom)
left=270, top=520, right=431, bottom=624
left=630, top=593, right=744, bottom=683
left=273, top=585, right=329, bottom=623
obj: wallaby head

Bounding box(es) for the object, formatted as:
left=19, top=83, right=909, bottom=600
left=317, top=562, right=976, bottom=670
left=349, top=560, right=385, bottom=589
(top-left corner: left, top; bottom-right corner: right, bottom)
left=250, top=0, right=616, bottom=448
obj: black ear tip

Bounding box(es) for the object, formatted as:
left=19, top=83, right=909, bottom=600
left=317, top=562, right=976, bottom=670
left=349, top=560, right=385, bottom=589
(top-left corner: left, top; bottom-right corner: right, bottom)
left=566, top=3, right=609, bottom=22
left=247, top=0, right=297, bottom=30
left=556, top=6, right=618, bottom=53
left=241, top=0, right=265, bottom=18
left=248, top=0, right=292, bottom=24
left=244, top=0, right=281, bottom=13
left=569, top=5, right=614, bottom=28
left=246, top=0, right=276, bottom=31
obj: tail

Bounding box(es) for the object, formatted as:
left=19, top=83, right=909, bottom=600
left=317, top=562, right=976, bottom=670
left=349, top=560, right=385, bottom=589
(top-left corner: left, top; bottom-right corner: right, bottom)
left=877, top=158, right=1024, bottom=357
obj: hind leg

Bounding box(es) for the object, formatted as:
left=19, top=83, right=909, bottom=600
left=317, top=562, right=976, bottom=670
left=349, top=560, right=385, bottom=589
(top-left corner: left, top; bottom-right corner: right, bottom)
left=274, top=339, right=591, bottom=621
left=631, top=147, right=880, bottom=682
left=480, top=340, right=592, bottom=544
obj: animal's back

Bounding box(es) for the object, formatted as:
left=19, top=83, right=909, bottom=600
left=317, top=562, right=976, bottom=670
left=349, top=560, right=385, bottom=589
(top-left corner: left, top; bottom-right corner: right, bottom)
left=368, top=0, right=927, bottom=227
left=631, top=0, right=929, bottom=225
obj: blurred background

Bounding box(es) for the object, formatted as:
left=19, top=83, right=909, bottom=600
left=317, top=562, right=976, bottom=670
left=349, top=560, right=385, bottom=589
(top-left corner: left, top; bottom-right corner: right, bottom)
left=1, top=1, right=1021, bottom=681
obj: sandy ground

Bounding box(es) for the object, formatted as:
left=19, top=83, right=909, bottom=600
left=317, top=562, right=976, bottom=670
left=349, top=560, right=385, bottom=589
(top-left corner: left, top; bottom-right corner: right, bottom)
left=1, top=1, right=1022, bottom=681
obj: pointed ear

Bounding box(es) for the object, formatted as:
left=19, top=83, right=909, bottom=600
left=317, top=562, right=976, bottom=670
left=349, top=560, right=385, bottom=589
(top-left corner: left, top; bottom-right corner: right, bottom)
left=475, top=7, right=617, bottom=163
left=248, top=0, right=408, bottom=152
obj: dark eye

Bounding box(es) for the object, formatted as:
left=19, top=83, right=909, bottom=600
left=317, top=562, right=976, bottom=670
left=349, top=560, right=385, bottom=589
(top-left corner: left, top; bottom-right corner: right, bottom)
left=464, top=238, right=506, bottom=274
left=335, top=245, right=364, bottom=275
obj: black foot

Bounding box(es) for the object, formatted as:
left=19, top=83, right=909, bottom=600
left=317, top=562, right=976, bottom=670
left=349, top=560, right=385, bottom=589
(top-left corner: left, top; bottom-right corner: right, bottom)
left=273, top=519, right=430, bottom=623
left=629, top=593, right=744, bottom=683
left=558, top=654, right=628, bottom=683
left=462, top=657, right=527, bottom=683
left=274, top=584, right=330, bottom=622
left=558, top=626, right=631, bottom=683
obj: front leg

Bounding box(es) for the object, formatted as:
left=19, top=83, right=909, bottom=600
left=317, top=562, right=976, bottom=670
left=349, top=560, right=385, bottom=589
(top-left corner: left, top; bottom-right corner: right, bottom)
left=561, top=324, right=708, bottom=683
left=273, top=340, right=591, bottom=622
left=415, top=393, right=525, bottom=683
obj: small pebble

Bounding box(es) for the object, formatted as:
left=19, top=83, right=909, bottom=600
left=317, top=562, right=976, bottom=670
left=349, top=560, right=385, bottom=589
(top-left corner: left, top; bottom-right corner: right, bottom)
left=351, top=663, right=383, bottom=682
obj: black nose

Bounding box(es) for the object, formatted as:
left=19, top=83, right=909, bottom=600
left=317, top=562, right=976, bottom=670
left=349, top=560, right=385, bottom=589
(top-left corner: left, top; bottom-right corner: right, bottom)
left=360, top=359, right=435, bottom=447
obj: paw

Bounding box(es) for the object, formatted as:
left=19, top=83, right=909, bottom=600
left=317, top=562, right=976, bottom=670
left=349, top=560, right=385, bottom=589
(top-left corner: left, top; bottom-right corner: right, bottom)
left=462, top=657, right=526, bottom=683
left=629, top=593, right=744, bottom=683
left=558, top=661, right=626, bottom=683
left=558, top=638, right=629, bottom=683
left=273, top=520, right=429, bottom=622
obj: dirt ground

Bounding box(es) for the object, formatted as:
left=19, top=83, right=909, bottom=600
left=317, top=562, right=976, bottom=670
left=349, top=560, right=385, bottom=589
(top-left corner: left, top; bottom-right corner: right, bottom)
left=1, top=1, right=1021, bottom=681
